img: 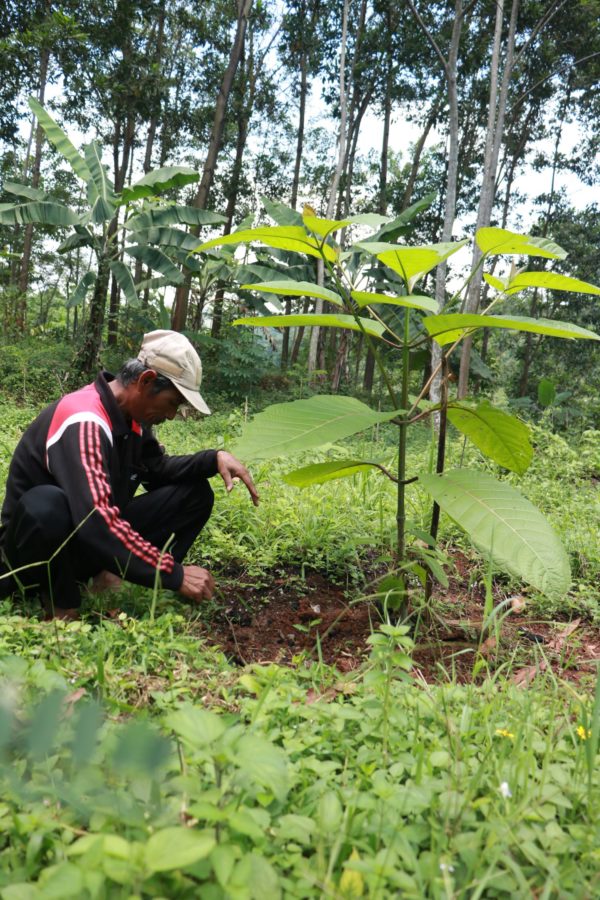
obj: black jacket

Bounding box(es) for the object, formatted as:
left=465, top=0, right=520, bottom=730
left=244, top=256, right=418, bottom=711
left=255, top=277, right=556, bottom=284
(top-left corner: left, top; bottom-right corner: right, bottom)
left=0, top=373, right=218, bottom=589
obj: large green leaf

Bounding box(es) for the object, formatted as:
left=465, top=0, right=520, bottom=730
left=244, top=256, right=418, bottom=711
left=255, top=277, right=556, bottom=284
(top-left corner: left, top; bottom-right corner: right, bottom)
left=195, top=226, right=338, bottom=263
left=352, top=290, right=438, bottom=313
left=232, top=395, right=400, bottom=460
left=506, top=271, right=600, bottom=296
left=0, top=202, right=81, bottom=227
left=241, top=280, right=343, bottom=306
left=67, top=271, right=96, bottom=309
left=109, top=260, right=138, bottom=306
left=127, top=205, right=226, bottom=230
left=166, top=705, right=226, bottom=747
left=538, top=378, right=556, bottom=407
left=372, top=192, right=436, bottom=241
left=357, top=240, right=468, bottom=291
left=283, top=459, right=382, bottom=486
left=129, top=225, right=200, bottom=252
left=424, top=313, right=600, bottom=345
left=29, top=97, right=93, bottom=184
left=303, top=211, right=389, bottom=238
left=84, top=141, right=114, bottom=196
left=234, top=735, right=290, bottom=801
left=476, top=227, right=567, bottom=260
left=145, top=828, right=215, bottom=873
left=235, top=264, right=293, bottom=284
left=120, top=167, right=199, bottom=203
left=233, top=313, right=385, bottom=337
left=447, top=401, right=532, bottom=474
left=483, top=273, right=507, bottom=292
left=261, top=195, right=303, bottom=225
left=58, top=227, right=96, bottom=254
left=4, top=181, right=47, bottom=201
left=419, top=469, right=571, bottom=597
left=124, top=244, right=183, bottom=283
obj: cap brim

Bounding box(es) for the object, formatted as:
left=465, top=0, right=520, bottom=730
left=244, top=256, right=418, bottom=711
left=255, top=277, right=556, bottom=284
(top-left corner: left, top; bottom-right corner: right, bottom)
left=175, top=382, right=211, bottom=415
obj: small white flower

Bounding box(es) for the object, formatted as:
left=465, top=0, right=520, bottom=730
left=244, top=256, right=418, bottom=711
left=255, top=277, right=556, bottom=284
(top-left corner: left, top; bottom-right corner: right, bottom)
left=439, top=863, right=455, bottom=872
left=499, top=781, right=512, bottom=798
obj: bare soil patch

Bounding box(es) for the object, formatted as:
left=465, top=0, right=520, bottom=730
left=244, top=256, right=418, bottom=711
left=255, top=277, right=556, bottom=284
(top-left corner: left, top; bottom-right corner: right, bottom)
left=206, top=552, right=600, bottom=685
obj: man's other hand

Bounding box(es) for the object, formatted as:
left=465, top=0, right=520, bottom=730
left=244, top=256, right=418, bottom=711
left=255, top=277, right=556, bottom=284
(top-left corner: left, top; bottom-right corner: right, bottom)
left=216, top=450, right=260, bottom=506
left=179, top=565, right=215, bottom=603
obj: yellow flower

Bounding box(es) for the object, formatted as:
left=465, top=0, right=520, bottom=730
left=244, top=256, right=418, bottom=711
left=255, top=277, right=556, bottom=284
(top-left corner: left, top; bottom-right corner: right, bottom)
left=495, top=728, right=514, bottom=740
left=577, top=725, right=591, bottom=740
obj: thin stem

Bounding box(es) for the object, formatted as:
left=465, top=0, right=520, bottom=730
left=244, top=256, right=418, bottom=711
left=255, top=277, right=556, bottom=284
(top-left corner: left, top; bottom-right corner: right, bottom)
left=397, top=309, right=411, bottom=562
left=425, top=355, right=450, bottom=600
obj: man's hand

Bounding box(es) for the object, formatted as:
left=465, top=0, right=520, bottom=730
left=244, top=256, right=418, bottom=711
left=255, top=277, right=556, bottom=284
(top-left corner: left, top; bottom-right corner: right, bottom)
left=179, top=565, right=215, bottom=603
left=216, top=450, right=260, bottom=506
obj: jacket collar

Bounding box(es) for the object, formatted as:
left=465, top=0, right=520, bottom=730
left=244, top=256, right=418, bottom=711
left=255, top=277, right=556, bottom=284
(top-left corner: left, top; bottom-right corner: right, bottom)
left=94, top=371, right=136, bottom=437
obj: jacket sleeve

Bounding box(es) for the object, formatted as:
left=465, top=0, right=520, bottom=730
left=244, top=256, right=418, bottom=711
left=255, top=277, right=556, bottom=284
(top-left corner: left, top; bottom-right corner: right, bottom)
left=47, top=420, right=183, bottom=590
left=138, top=431, right=219, bottom=490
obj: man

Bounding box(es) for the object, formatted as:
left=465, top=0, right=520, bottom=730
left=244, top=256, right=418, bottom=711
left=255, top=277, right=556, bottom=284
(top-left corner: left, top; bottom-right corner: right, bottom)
left=0, top=329, right=258, bottom=618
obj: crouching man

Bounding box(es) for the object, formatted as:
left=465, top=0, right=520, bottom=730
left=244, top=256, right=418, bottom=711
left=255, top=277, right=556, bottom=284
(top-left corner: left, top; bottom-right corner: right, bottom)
left=0, top=330, right=258, bottom=618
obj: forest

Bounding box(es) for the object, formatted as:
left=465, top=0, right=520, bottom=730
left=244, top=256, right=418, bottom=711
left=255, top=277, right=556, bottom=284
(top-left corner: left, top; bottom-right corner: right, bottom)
left=1, top=0, right=600, bottom=896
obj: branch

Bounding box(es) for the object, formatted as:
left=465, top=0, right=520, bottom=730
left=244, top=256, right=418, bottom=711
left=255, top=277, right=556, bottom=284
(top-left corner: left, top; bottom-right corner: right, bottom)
left=405, top=0, right=449, bottom=76
left=509, top=50, right=600, bottom=115
left=513, top=0, right=569, bottom=69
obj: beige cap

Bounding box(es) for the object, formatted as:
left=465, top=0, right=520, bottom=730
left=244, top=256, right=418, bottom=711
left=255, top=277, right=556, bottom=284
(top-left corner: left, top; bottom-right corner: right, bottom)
left=137, top=329, right=211, bottom=415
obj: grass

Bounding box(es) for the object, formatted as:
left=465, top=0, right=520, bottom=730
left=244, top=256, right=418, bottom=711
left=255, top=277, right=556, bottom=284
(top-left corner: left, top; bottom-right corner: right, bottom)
left=1, top=394, right=600, bottom=896
left=0, top=613, right=599, bottom=897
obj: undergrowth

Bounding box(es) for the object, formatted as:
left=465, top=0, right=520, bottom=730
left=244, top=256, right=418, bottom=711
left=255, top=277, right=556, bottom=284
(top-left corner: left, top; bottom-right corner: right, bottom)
left=1, top=396, right=600, bottom=896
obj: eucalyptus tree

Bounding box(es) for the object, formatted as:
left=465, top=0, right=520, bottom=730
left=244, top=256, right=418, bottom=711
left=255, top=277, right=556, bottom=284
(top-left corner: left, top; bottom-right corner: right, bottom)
left=171, top=0, right=254, bottom=332
left=0, top=101, right=224, bottom=378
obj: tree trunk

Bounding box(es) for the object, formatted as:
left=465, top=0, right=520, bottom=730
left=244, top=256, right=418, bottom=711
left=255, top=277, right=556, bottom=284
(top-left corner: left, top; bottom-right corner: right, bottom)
left=283, top=17, right=311, bottom=370
left=378, top=41, right=393, bottom=216
left=16, top=44, right=50, bottom=330
left=211, top=47, right=254, bottom=339
left=74, top=254, right=111, bottom=380
left=290, top=301, right=310, bottom=365
left=458, top=0, right=520, bottom=398
left=171, top=0, right=253, bottom=332
left=308, top=0, right=349, bottom=374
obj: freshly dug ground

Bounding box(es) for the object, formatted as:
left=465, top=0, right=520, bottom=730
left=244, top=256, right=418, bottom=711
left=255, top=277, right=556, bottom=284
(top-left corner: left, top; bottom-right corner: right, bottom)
left=207, top=552, right=600, bottom=686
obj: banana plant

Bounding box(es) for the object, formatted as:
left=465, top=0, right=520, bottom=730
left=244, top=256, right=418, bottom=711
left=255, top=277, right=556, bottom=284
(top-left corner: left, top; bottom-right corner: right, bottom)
left=0, top=98, right=225, bottom=376
left=192, top=208, right=600, bottom=603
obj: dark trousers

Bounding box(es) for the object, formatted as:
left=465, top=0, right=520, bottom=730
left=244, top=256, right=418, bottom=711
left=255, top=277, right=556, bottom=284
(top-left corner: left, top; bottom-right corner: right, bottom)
left=0, top=480, right=214, bottom=608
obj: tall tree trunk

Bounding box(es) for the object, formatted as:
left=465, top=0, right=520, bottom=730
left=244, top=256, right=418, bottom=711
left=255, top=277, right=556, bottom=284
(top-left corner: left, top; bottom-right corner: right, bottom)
left=135, top=0, right=166, bottom=289
left=518, top=79, right=571, bottom=397
left=107, top=115, right=135, bottom=347
left=16, top=43, right=50, bottom=330
left=171, top=0, right=253, bottom=332
left=283, top=20, right=311, bottom=370
left=458, top=0, right=520, bottom=398
left=406, top=0, right=470, bottom=409
left=308, top=0, right=349, bottom=374
left=211, top=50, right=254, bottom=339
left=74, top=254, right=111, bottom=380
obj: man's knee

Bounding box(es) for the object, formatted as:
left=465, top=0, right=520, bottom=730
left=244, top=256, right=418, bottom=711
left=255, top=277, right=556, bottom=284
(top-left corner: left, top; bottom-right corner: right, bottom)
left=8, top=486, right=74, bottom=555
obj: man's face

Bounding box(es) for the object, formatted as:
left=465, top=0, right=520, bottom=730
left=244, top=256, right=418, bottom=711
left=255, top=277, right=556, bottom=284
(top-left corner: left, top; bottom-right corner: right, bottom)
left=133, top=374, right=185, bottom=427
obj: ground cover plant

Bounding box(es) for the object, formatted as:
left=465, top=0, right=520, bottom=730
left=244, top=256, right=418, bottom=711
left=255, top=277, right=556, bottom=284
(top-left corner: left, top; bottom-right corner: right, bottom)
left=1, top=608, right=600, bottom=899
left=2, top=389, right=600, bottom=895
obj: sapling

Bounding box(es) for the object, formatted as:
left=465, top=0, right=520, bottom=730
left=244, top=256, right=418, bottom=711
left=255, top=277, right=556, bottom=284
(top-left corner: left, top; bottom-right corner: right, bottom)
left=193, top=209, right=600, bottom=606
